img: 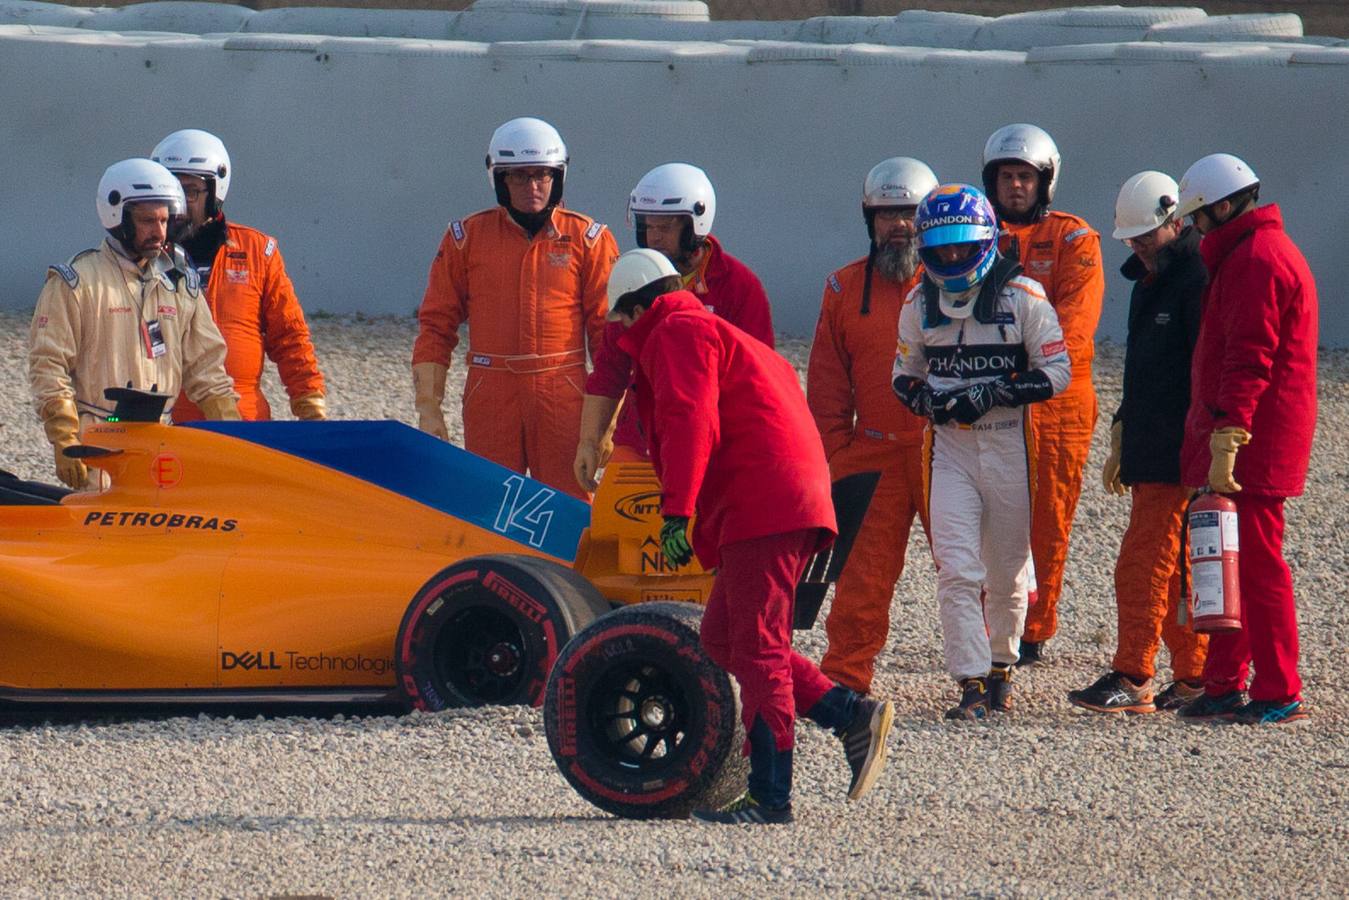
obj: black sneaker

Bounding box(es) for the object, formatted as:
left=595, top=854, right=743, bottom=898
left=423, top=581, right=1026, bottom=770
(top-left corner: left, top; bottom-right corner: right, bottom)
left=839, top=697, right=894, bottom=801
left=691, top=791, right=793, bottom=825
left=945, top=677, right=989, bottom=721
left=1015, top=641, right=1044, bottom=667
left=1154, top=680, right=1205, bottom=711
left=1177, top=690, right=1245, bottom=722
left=1232, top=698, right=1309, bottom=726
left=989, top=664, right=1014, bottom=713
left=1067, top=671, right=1156, bottom=714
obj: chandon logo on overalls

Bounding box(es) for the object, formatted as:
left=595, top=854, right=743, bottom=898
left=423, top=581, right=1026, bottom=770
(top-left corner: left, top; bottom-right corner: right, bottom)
left=927, top=345, right=1025, bottom=378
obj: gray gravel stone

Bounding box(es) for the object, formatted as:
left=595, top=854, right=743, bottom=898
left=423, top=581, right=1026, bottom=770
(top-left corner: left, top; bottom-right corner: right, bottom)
left=0, top=312, right=1345, bottom=896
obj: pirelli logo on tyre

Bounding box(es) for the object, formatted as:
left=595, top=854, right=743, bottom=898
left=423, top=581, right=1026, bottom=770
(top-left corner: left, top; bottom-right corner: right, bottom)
left=484, top=570, right=547, bottom=624
left=554, top=675, right=578, bottom=755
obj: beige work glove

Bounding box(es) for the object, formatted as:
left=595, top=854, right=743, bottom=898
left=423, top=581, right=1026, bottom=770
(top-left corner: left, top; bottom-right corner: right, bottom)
left=413, top=361, right=449, bottom=441
left=1101, top=420, right=1126, bottom=496
left=199, top=395, right=242, bottom=421
left=1208, top=426, right=1251, bottom=493
left=41, top=397, right=87, bottom=489
left=290, top=392, right=327, bottom=420
left=574, top=393, right=621, bottom=493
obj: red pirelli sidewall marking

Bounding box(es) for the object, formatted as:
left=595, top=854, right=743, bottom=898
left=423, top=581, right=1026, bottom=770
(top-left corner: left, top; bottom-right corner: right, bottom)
left=398, top=569, right=479, bottom=661
left=567, top=762, right=690, bottom=805
left=561, top=624, right=680, bottom=676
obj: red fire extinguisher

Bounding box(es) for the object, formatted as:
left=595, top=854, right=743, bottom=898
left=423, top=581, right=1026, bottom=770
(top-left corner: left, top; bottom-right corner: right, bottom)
left=1185, top=489, right=1241, bottom=633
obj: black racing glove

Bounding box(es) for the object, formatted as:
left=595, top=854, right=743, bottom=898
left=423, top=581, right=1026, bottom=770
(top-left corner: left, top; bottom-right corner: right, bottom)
left=928, top=390, right=959, bottom=426
left=892, top=375, right=936, bottom=420
left=660, top=515, right=694, bottom=568
left=990, top=370, right=1055, bottom=407
left=944, top=383, right=999, bottom=425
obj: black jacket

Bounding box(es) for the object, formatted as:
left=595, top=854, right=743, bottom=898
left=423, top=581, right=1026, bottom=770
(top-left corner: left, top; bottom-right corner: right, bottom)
left=1115, top=227, right=1206, bottom=484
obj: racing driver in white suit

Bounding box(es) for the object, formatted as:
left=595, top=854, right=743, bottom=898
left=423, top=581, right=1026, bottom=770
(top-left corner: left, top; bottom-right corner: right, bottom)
left=892, top=184, right=1070, bottom=721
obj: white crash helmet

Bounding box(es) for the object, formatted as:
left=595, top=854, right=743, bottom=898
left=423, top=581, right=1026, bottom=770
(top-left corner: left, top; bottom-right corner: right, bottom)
left=1113, top=171, right=1180, bottom=240
left=152, top=129, right=232, bottom=207
left=486, top=116, right=568, bottom=208
left=864, top=157, right=938, bottom=208
left=863, top=157, right=938, bottom=239
left=96, top=158, right=186, bottom=235
left=629, top=162, right=716, bottom=253
left=606, top=248, right=679, bottom=316
left=1176, top=153, right=1259, bottom=220
left=981, top=123, right=1061, bottom=208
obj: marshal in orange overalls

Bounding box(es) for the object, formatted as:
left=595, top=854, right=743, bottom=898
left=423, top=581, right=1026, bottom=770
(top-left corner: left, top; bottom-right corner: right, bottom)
left=413, top=206, right=618, bottom=499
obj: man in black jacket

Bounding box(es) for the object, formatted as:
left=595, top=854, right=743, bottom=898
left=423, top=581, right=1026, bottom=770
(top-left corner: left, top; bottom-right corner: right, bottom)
left=1068, top=171, right=1209, bottom=714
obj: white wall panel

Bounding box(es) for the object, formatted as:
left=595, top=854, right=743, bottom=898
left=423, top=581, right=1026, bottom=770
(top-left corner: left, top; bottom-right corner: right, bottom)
left=0, top=15, right=1343, bottom=344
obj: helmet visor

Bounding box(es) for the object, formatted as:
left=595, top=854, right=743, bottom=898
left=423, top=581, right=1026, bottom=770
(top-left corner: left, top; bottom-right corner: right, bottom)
left=919, top=241, right=985, bottom=278
left=127, top=195, right=186, bottom=218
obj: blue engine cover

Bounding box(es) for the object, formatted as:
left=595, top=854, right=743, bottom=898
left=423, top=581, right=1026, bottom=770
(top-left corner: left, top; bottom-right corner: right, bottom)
left=188, top=420, right=590, bottom=562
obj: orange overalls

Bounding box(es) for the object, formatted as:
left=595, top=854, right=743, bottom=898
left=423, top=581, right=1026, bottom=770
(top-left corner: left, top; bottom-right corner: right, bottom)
left=173, top=223, right=324, bottom=422
left=413, top=206, right=617, bottom=499
left=807, top=258, right=929, bottom=693
left=999, top=212, right=1104, bottom=645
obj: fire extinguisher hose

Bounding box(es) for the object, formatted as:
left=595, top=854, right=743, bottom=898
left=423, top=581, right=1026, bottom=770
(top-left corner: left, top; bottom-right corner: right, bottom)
left=1176, top=488, right=1204, bottom=626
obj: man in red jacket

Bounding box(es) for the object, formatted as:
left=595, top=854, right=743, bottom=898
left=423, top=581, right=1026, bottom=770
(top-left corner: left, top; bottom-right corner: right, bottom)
left=607, top=248, right=895, bottom=825
left=1171, top=154, right=1318, bottom=726
left=574, top=163, right=773, bottom=492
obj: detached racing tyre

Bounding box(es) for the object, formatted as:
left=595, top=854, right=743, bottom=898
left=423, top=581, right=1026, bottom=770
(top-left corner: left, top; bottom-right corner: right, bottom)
left=544, top=602, right=746, bottom=819
left=397, top=554, right=610, bottom=709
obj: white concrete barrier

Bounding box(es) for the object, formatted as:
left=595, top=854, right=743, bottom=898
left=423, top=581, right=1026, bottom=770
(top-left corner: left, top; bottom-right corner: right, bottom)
left=0, top=5, right=1343, bottom=345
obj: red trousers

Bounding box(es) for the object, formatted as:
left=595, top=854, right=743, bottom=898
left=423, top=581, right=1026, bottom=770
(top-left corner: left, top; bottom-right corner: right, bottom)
left=1112, top=484, right=1207, bottom=681
left=700, top=529, right=834, bottom=752
left=1202, top=494, right=1302, bottom=702
left=821, top=440, right=930, bottom=694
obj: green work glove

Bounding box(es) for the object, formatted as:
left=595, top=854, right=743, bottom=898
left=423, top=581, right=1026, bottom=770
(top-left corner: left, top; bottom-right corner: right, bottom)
left=660, top=515, right=694, bottom=568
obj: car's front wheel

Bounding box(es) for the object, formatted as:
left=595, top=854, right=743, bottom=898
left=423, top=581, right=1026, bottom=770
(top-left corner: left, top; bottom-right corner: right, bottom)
left=543, top=602, right=746, bottom=819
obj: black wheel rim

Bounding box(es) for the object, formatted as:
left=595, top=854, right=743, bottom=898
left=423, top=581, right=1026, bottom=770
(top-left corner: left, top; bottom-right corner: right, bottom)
left=586, top=661, right=695, bottom=774
left=434, top=602, right=529, bottom=704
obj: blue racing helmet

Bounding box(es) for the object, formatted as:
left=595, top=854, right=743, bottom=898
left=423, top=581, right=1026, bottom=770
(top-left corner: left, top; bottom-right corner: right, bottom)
left=914, top=183, right=999, bottom=293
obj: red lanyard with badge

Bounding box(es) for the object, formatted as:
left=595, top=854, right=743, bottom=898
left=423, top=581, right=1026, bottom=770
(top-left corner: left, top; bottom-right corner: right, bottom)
left=127, top=264, right=168, bottom=359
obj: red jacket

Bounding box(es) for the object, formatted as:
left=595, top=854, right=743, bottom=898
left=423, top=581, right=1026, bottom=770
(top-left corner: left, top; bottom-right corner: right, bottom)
left=617, top=291, right=835, bottom=568
left=586, top=235, right=773, bottom=452
left=1181, top=205, right=1318, bottom=497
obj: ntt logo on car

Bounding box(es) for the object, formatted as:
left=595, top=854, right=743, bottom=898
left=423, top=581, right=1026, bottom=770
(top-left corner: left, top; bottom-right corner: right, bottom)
left=614, top=491, right=662, bottom=522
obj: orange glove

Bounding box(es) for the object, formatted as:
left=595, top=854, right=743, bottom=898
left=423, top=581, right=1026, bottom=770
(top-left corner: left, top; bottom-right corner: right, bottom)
left=42, top=398, right=87, bottom=489
left=1208, top=426, right=1251, bottom=493
left=290, top=393, right=327, bottom=420
left=199, top=395, right=242, bottom=421
left=413, top=362, right=448, bottom=441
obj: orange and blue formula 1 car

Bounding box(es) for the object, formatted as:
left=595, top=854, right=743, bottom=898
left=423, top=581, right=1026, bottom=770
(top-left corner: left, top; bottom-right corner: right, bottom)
left=1, top=389, right=875, bottom=818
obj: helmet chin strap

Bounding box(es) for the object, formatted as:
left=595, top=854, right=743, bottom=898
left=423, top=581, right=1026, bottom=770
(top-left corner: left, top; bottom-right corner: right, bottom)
left=942, top=283, right=980, bottom=306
